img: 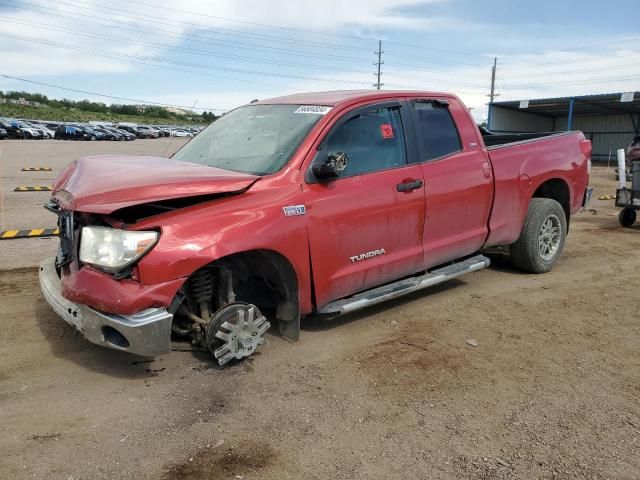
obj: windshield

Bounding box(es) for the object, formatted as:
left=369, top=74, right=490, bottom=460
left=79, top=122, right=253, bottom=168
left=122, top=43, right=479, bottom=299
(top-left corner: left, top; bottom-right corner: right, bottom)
left=172, top=104, right=326, bottom=175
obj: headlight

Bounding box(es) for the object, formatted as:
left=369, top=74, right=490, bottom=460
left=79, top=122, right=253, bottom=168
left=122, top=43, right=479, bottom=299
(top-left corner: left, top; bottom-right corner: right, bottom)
left=79, top=226, right=158, bottom=272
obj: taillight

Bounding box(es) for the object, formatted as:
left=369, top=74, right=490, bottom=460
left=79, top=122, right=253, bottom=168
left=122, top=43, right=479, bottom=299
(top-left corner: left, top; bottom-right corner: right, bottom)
left=579, top=139, right=592, bottom=159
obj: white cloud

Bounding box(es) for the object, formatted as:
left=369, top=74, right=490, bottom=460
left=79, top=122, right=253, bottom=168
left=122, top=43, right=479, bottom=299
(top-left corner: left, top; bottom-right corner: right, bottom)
left=1, top=0, right=639, bottom=124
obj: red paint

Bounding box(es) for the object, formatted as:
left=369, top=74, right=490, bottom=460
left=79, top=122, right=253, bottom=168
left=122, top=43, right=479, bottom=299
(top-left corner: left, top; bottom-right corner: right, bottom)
left=61, top=265, right=184, bottom=315
left=53, top=155, right=258, bottom=214
left=51, top=91, right=590, bottom=317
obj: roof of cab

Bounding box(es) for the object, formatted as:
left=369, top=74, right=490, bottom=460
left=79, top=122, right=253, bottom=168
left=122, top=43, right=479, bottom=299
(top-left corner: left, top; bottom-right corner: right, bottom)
left=255, top=90, right=450, bottom=107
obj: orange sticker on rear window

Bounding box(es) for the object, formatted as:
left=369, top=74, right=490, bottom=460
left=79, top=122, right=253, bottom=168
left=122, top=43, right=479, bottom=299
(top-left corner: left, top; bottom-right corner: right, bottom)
left=380, top=124, right=394, bottom=139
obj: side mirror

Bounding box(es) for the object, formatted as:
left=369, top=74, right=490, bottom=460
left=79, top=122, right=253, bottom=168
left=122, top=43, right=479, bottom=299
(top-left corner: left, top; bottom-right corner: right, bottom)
left=312, top=152, right=348, bottom=181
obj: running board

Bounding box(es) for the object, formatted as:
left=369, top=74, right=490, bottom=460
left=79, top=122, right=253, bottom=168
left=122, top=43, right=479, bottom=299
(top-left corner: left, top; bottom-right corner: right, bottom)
left=317, top=254, right=490, bottom=315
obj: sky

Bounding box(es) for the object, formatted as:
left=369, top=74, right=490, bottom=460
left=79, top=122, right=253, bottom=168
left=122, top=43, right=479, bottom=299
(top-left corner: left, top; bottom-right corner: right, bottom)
left=0, top=0, right=639, bottom=121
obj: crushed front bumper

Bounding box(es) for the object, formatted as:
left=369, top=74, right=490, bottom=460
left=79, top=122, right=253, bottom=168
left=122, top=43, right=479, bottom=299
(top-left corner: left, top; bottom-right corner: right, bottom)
left=39, top=257, right=173, bottom=357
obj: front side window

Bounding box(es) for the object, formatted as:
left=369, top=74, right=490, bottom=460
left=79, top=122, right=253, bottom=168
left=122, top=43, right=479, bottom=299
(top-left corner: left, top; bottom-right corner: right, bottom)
left=172, top=104, right=325, bottom=175
left=413, top=101, right=461, bottom=161
left=314, top=106, right=407, bottom=178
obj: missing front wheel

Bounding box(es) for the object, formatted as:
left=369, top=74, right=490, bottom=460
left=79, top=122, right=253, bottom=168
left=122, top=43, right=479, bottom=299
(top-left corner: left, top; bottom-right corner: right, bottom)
left=205, top=302, right=270, bottom=366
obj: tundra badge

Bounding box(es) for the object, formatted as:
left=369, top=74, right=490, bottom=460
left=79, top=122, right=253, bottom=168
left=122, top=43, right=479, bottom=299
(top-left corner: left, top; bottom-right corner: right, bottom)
left=283, top=205, right=306, bottom=216
left=350, top=249, right=386, bottom=263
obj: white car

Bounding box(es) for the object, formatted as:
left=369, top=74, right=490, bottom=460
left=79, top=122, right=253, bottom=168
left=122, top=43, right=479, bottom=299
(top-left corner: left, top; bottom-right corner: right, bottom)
left=170, top=129, right=194, bottom=138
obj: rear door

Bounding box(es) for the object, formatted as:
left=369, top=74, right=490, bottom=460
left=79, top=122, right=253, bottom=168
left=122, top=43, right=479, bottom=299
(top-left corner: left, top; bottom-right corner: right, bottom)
left=304, top=101, right=426, bottom=307
left=409, top=98, right=494, bottom=268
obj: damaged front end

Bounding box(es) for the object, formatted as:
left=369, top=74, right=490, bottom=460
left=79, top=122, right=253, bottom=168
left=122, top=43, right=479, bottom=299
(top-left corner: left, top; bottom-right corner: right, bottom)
left=41, top=174, right=282, bottom=365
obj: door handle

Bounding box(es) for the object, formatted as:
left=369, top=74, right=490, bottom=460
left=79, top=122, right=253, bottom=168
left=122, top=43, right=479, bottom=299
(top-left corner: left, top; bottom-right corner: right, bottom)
left=396, top=179, right=423, bottom=192
left=482, top=161, right=492, bottom=179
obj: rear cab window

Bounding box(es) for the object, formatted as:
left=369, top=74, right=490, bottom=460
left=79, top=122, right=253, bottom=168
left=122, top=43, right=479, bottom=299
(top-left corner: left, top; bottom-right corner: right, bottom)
left=411, top=100, right=462, bottom=162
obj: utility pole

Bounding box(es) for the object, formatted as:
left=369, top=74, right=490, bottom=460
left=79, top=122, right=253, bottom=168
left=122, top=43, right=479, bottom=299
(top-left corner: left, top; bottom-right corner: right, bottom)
left=487, top=57, right=499, bottom=129
left=489, top=57, right=497, bottom=104
left=373, top=40, right=384, bottom=90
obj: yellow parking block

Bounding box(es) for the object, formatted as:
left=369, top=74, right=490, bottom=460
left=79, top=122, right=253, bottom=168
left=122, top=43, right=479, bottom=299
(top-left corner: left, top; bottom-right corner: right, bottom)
left=0, top=228, right=59, bottom=240
left=21, top=167, right=52, bottom=171
left=13, top=185, right=53, bottom=192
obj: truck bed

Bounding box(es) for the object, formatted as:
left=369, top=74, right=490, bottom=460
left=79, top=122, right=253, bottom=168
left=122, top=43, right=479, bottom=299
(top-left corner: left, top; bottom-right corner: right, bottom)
left=480, top=127, right=563, bottom=148
left=482, top=130, right=590, bottom=247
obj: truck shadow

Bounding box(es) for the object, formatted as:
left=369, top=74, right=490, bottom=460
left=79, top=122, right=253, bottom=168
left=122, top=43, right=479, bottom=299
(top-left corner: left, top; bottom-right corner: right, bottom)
left=34, top=298, right=169, bottom=379
left=302, top=278, right=466, bottom=332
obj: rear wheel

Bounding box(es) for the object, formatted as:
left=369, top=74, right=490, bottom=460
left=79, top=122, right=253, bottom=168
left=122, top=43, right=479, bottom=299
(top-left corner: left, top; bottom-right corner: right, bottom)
left=619, top=207, right=637, bottom=227
left=510, top=198, right=567, bottom=273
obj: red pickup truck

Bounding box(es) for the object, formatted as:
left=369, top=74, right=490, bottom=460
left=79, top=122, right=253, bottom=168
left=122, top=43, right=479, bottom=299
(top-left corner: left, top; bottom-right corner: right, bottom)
left=40, top=90, right=592, bottom=365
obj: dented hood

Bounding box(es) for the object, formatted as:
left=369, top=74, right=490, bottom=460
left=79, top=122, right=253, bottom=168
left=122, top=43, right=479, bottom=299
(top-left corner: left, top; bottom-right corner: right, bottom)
left=52, top=155, right=259, bottom=214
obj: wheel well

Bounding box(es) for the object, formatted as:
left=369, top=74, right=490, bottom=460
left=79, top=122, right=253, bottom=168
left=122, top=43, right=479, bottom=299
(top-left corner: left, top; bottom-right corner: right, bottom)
left=532, top=179, right=570, bottom=226
left=200, top=250, right=300, bottom=340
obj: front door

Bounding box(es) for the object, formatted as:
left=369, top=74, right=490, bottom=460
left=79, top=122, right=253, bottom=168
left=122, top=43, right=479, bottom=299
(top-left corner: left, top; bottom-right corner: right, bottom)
left=304, top=102, right=426, bottom=307
left=409, top=98, right=494, bottom=268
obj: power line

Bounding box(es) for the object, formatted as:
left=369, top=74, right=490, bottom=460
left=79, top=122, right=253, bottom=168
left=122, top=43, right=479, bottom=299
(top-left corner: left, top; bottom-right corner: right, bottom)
left=500, top=63, right=640, bottom=79
left=123, top=0, right=487, bottom=58
left=500, top=51, right=640, bottom=70
left=383, top=50, right=486, bottom=68
left=7, top=0, right=369, bottom=63
left=0, top=33, right=295, bottom=90
left=124, top=0, right=375, bottom=45
left=0, top=16, right=374, bottom=75
left=0, top=32, right=372, bottom=86
left=47, top=0, right=371, bottom=53
left=500, top=74, right=640, bottom=89
left=0, top=74, right=229, bottom=111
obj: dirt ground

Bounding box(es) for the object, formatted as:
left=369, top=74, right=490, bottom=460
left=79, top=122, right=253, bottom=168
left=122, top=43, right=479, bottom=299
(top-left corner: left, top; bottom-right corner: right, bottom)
left=0, top=140, right=638, bottom=480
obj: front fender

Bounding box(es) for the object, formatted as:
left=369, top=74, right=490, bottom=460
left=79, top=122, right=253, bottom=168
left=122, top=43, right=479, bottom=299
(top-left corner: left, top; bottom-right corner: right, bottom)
left=134, top=186, right=314, bottom=314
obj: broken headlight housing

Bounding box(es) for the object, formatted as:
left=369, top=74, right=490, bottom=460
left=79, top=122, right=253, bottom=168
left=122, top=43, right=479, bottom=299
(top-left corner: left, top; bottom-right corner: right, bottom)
left=79, top=226, right=158, bottom=273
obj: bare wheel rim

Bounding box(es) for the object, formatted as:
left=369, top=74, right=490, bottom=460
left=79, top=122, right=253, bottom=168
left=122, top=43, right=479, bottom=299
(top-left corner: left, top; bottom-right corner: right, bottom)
left=211, top=304, right=270, bottom=366
left=538, top=213, right=562, bottom=261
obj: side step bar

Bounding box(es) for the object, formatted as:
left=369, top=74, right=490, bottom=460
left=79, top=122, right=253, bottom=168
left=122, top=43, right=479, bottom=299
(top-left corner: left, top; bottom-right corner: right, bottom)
left=317, top=254, right=490, bottom=315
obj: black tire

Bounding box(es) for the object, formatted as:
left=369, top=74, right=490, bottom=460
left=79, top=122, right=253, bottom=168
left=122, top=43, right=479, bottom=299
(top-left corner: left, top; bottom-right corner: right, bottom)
left=510, top=198, right=567, bottom=273
left=619, top=207, right=637, bottom=227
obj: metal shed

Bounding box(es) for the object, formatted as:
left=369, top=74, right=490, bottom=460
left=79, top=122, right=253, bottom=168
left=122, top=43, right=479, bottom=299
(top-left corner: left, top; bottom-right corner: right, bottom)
left=489, top=92, right=640, bottom=161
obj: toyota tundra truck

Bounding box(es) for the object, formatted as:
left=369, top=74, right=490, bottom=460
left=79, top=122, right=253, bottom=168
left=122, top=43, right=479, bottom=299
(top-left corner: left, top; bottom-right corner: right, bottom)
left=39, top=90, right=592, bottom=365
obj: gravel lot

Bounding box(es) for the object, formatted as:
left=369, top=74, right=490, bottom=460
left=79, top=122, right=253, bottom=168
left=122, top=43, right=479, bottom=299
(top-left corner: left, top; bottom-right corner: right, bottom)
left=0, top=139, right=638, bottom=479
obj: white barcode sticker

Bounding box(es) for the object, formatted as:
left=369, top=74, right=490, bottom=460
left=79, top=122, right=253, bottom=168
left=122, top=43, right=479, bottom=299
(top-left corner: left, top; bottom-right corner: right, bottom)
left=294, top=105, right=332, bottom=115
left=621, top=92, right=634, bottom=102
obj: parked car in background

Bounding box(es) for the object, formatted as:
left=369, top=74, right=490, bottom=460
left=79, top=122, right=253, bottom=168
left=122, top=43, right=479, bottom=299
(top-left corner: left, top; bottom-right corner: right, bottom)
left=0, top=127, right=7, bottom=140
left=170, top=128, right=194, bottom=137
left=24, top=122, right=54, bottom=139
left=93, top=126, right=124, bottom=141
left=54, top=125, right=94, bottom=140
left=136, top=126, right=160, bottom=138
left=117, top=125, right=147, bottom=139
left=9, top=121, right=43, bottom=139
left=105, top=126, right=135, bottom=141
left=81, top=126, right=107, bottom=141
left=110, top=127, right=136, bottom=141
left=0, top=119, right=24, bottom=139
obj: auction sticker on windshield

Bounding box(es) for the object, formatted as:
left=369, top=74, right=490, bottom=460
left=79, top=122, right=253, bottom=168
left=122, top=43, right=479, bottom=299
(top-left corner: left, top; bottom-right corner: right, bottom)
left=294, top=106, right=332, bottom=115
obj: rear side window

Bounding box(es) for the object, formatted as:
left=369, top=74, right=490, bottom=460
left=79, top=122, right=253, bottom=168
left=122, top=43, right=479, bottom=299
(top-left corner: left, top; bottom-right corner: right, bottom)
left=317, top=106, right=407, bottom=177
left=413, top=101, right=461, bottom=161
